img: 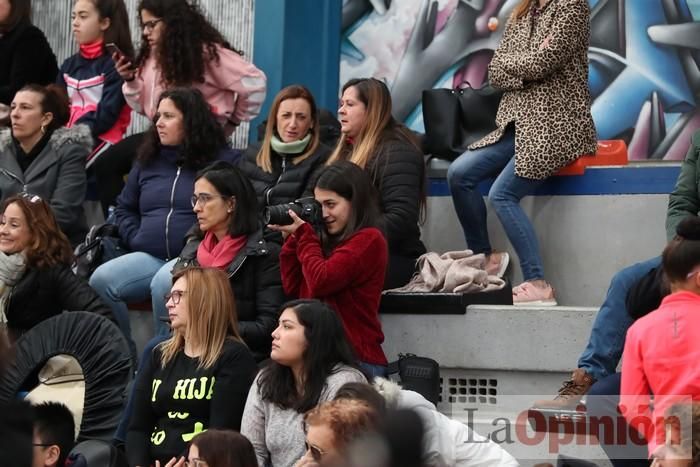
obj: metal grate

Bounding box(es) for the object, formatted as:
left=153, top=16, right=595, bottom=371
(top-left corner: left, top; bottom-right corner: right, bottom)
left=440, top=375, right=498, bottom=406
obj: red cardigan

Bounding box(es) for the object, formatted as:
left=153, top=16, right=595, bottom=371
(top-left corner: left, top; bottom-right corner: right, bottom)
left=280, top=223, right=388, bottom=365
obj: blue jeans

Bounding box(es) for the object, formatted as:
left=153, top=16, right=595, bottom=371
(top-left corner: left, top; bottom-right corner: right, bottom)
left=578, top=256, right=661, bottom=381
left=586, top=373, right=649, bottom=466
left=89, top=253, right=177, bottom=346
left=447, top=126, right=547, bottom=281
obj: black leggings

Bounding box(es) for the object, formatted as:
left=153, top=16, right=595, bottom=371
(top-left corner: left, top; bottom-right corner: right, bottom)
left=92, top=132, right=146, bottom=214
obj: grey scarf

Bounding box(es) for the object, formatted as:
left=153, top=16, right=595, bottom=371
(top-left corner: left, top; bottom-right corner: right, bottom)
left=0, top=251, right=26, bottom=325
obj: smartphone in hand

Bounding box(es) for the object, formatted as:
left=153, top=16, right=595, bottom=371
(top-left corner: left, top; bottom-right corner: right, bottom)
left=106, top=42, right=128, bottom=61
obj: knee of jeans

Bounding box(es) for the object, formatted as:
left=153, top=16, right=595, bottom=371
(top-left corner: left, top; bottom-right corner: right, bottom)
left=89, top=266, right=110, bottom=295
left=447, top=161, right=474, bottom=190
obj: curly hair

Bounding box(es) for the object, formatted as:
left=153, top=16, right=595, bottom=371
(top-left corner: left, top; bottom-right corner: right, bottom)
left=137, top=87, right=228, bottom=169
left=135, top=0, right=241, bottom=86
left=0, top=195, right=73, bottom=269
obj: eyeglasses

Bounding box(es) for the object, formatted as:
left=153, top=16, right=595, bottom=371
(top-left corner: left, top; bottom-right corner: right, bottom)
left=304, top=441, right=326, bottom=462
left=32, top=443, right=54, bottom=448
left=142, top=18, right=163, bottom=31
left=190, top=193, right=231, bottom=208
left=164, top=290, right=187, bottom=305
left=185, top=459, right=208, bottom=467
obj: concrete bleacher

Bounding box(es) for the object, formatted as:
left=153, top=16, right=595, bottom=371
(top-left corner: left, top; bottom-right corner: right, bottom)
left=378, top=159, right=677, bottom=464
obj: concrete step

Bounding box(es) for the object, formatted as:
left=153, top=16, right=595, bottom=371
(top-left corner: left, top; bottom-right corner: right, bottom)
left=380, top=304, right=597, bottom=372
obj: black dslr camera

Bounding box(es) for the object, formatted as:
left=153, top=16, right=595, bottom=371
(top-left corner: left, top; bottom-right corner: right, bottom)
left=263, top=197, right=323, bottom=227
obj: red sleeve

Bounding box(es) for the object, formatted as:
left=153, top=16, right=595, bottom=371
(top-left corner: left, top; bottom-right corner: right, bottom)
left=280, top=232, right=303, bottom=297
left=295, top=224, right=386, bottom=297
left=620, top=325, right=653, bottom=443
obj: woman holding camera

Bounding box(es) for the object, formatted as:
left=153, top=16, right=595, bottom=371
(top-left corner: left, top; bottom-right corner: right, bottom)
left=270, top=161, right=388, bottom=376
left=239, top=85, right=331, bottom=238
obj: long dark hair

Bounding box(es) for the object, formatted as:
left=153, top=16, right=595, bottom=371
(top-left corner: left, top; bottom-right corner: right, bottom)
left=135, top=0, right=240, bottom=86
left=0, top=0, right=30, bottom=33
left=314, top=161, right=384, bottom=253
left=195, top=161, right=258, bottom=237
left=87, top=0, right=135, bottom=59
left=258, top=299, right=359, bottom=413
left=663, top=216, right=700, bottom=284
left=137, top=87, right=227, bottom=169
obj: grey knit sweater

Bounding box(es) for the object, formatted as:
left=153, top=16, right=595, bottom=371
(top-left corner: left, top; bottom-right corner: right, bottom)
left=240, top=365, right=366, bottom=467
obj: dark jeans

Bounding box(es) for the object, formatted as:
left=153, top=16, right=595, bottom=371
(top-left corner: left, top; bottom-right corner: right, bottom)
left=577, top=256, right=661, bottom=381
left=93, top=132, right=145, bottom=215
left=586, top=373, right=650, bottom=467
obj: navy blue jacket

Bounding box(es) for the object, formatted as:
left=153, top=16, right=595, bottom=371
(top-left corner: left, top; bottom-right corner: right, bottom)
left=114, top=146, right=240, bottom=260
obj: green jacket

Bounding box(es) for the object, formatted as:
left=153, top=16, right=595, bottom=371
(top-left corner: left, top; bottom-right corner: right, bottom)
left=666, top=130, right=700, bottom=241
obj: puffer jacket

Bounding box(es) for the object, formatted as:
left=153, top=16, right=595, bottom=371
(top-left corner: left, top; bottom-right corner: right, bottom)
left=174, top=226, right=284, bottom=362
left=6, top=263, right=113, bottom=339
left=367, top=135, right=427, bottom=259
left=239, top=142, right=331, bottom=209
left=0, top=125, right=90, bottom=244
left=114, top=146, right=240, bottom=260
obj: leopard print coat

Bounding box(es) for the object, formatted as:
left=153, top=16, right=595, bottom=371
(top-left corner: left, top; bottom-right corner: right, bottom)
left=470, top=0, right=597, bottom=180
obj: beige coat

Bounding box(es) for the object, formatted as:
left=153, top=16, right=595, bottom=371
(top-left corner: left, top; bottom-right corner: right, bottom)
left=470, top=0, right=597, bottom=180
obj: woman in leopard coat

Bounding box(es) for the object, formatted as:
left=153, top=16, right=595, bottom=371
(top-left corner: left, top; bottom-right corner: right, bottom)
left=447, top=0, right=596, bottom=305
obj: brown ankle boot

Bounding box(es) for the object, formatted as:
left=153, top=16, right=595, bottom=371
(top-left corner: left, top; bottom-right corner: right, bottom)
left=532, top=369, right=595, bottom=409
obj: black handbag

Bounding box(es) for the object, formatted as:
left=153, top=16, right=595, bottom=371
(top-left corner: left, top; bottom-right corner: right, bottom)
left=387, top=353, right=441, bottom=406
left=422, top=81, right=503, bottom=160
left=72, top=223, right=127, bottom=279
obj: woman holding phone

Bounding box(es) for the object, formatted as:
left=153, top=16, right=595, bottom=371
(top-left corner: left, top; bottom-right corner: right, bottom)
left=93, top=0, right=266, bottom=213
left=57, top=0, right=134, bottom=165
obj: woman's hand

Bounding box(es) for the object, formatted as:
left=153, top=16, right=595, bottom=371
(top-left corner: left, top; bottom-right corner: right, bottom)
left=155, top=457, right=186, bottom=467
left=293, top=452, right=320, bottom=467
left=113, top=53, right=137, bottom=82
left=268, top=210, right=306, bottom=239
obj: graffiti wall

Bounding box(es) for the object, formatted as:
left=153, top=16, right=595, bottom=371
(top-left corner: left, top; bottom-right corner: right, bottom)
left=340, top=0, right=700, bottom=160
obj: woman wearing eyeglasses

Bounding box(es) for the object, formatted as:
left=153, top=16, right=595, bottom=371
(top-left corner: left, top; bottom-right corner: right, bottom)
left=241, top=299, right=366, bottom=467
left=150, top=161, right=284, bottom=361
left=0, top=194, right=112, bottom=340
left=157, top=429, right=258, bottom=467
left=89, top=87, right=239, bottom=351
left=92, top=0, right=266, bottom=214
left=0, top=84, right=90, bottom=245
left=126, top=267, right=257, bottom=467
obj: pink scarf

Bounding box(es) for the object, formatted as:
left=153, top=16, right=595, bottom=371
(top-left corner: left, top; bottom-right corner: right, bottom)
left=80, top=39, right=104, bottom=59
left=196, top=232, right=247, bottom=269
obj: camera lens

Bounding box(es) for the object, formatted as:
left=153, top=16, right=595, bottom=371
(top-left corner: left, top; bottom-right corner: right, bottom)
left=263, top=203, right=302, bottom=225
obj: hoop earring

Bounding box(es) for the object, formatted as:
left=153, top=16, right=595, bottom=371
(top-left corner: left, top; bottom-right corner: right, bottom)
left=40, top=125, right=47, bottom=135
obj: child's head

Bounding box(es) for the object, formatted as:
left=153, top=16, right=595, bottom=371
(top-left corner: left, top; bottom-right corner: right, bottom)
left=71, top=0, right=133, bottom=57
left=663, top=216, right=700, bottom=293
left=313, top=160, right=383, bottom=243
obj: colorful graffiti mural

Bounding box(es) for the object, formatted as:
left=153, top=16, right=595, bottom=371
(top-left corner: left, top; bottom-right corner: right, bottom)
left=340, top=0, right=700, bottom=160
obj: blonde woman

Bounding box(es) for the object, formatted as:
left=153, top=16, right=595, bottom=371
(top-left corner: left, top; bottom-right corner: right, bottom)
left=329, top=78, right=426, bottom=289
left=126, top=267, right=257, bottom=467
